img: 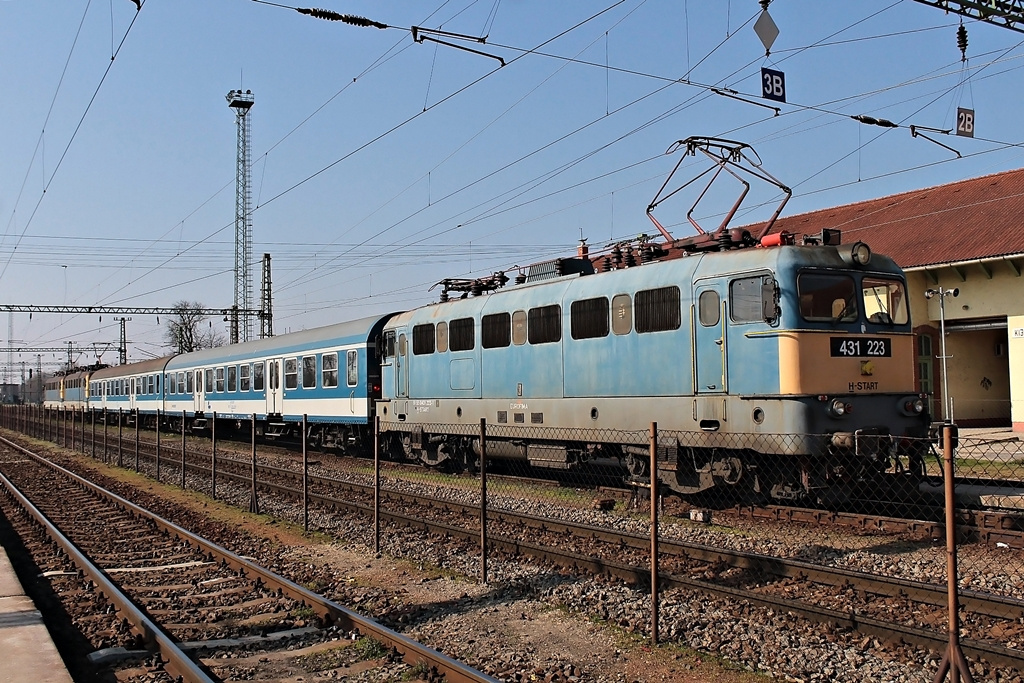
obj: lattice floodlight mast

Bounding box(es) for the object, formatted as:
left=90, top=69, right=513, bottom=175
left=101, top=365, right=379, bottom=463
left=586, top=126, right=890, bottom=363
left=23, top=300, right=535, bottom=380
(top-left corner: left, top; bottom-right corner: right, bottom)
left=227, top=89, right=255, bottom=344
left=912, top=0, right=1024, bottom=33
left=259, top=252, right=273, bottom=338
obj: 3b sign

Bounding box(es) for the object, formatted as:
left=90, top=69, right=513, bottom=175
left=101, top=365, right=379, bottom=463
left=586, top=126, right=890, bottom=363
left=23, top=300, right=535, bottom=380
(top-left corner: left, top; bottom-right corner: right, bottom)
left=761, top=67, right=786, bottom=103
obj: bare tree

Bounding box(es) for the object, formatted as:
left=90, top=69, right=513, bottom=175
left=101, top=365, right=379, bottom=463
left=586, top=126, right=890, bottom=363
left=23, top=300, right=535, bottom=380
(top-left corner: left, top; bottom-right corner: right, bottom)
left=165, top=301, right=226, bottom=353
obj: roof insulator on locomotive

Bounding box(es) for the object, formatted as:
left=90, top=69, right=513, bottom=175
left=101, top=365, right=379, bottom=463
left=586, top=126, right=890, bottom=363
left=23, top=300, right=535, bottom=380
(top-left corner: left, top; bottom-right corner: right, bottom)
left=802, top=229, right=842, bottom=246
left=611, top=245, right=623, bottom=268
left=623, top=249, right=636, bottom=268
left=601, top=257, right=612, bottom=272
left=514, top=267, right=527, bottom=285
left=838, top=241, right=872, bottom=267
left=554, top=258, right=564, bottom=275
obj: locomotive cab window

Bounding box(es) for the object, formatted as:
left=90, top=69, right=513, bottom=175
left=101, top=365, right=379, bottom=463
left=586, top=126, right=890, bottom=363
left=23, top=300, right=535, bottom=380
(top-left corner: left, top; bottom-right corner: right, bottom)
left=570, top=297, right=609, bottom=340
left=798, top=272, right=858, bottom=322
left=413, top=324, right=435, bottom=355
left=730, top=276, right=769, bottom=323
left=322, top=352, right=338, bottom=388
left=482, top=312, right=511, bottom=348
left=862, top=277, right=908, bottom=325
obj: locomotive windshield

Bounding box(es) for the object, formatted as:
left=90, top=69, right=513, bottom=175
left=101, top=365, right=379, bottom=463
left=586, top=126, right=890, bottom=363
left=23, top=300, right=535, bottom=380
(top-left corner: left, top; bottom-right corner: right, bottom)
left=797, top=272, right=907, bottom=325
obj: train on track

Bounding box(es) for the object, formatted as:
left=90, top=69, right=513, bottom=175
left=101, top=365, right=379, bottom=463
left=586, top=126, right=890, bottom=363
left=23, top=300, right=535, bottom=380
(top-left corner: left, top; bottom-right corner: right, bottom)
left=42, top=139, right=932, bottom=503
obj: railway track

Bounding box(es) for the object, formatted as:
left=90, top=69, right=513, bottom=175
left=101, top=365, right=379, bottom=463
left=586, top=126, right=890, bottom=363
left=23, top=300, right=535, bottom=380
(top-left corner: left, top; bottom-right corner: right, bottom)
left=0, top=435, right=497, bottom=683
left=33, top=425, right=1024, bottom=671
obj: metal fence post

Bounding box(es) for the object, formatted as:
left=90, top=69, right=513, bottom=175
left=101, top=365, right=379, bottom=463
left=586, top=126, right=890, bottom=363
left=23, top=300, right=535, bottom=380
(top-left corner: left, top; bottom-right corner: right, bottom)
left=91, top=410, right=96, bottom=459
left=249, top=414, right=259, bottom=514
left=156, top=409, right=162, bottom=482
left=932, top=424, right=974, bottom=683
left=211, top=411, right=217, bottom=500
left=118, top=408, right=123, bottom=468
left=103, top=408, right=108, bottom=464
left=302, top=414, right=309, bottom=533
left=373, top=415, right=381, bottom=555
left=134, top=412, right=140, bottom=472
left=480, top=417, right=488, bottom=585
left=650, top=421, right=660, bottom=646
left=181, top=410, right=186, bottom=489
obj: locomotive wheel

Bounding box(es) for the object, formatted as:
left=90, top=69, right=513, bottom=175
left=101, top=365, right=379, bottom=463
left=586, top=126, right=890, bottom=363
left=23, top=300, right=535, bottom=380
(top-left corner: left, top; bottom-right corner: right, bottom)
left=625, top=452, right=648, bottom=478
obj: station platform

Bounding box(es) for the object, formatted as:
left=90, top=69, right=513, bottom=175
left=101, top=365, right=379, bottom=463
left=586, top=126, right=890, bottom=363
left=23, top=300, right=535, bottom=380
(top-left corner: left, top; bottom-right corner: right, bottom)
left=0, top=543, right=73, bottom=683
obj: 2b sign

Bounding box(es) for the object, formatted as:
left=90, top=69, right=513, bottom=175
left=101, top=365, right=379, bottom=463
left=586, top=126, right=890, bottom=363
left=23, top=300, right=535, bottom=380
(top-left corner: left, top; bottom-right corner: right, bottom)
left=761, top=67, right=786, bottom=103
left=957, top=107, right=975, bottom=137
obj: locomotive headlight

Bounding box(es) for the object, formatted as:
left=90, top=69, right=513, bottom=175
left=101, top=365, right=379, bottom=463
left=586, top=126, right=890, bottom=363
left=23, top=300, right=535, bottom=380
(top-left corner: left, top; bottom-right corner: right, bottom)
left=839, top=241, right=872, bottom=267
left=903, top=397, right=926, bottom=415
left=827, top=401, right=851, bottom=417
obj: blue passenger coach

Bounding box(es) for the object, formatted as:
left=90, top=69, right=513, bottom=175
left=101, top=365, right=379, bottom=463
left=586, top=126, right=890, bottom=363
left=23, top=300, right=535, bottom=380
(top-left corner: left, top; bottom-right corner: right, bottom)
left=377, top=235, right=929, bottom=502
left=160, top=314, right=393, bottom=449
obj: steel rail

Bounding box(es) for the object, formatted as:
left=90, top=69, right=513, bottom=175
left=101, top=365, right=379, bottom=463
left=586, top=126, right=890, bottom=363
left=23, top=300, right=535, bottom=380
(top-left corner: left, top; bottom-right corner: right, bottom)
left=0, top=436, right=498, bottom=683
left=0, top=471, right=216, bottom=683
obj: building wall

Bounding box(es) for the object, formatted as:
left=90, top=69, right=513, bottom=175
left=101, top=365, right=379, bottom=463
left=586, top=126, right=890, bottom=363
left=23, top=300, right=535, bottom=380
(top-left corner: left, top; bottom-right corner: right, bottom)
left=1009, top=315, right=1024, bottom=431
left=905, top=265, right=1020, bottom=426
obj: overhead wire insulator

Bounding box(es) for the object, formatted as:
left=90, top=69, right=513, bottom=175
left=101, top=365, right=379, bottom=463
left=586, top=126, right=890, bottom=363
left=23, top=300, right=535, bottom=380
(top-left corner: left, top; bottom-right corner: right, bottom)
left=957, top=23, right=969, bottom=62
left=851, top=114, right=898, bottom=128
left=296, top=8, right=388, bottom=29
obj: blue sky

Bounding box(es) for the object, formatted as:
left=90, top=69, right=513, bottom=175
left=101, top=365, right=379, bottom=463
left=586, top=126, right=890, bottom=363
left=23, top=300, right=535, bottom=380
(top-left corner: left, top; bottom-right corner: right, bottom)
left=3, top=0, right=1024, bottom=371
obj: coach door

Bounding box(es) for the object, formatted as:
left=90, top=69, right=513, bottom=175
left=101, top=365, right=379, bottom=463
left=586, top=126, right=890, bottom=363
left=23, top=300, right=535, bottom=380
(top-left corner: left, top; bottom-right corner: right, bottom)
left=267, top=359, right=283, bottom=414
left=694, top=281, right=727, bottom=394
left=193, top=371, right=203, bottom=412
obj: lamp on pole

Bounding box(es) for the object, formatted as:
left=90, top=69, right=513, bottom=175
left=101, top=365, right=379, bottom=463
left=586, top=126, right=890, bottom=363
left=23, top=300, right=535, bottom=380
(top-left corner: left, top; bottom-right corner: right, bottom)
left=925, top=286, right=959, bottom=422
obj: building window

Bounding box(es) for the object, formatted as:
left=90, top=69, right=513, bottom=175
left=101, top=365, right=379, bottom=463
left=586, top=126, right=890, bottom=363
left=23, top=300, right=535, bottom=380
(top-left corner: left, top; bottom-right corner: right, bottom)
left=636, top=286, right=681, bottom=333
left=570, top=297, right=609, bottom=340
left=482, top=312, right=511, bottom=348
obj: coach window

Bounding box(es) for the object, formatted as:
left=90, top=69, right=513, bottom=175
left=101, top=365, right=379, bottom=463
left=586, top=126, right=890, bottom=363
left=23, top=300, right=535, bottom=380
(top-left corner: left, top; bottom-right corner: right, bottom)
left=571, top=297, right=609, bottom=340
left=449, top=317, right=475, bottom=352
left=254, top=362, right=265, bottom=391
left=228, top=365, right=237, bottom=392
left=512, top=310, right=527, bottom=345
left=436, top=321, right=448, bottom=353
left=611, top=295, right=632, bottom=335
left=177, top=372, right=185, bottom=394
left=240, top=364, right=250, bottom=391
left=322, top=352, right=338, bottom=388
left=205, top=369, right=214, bottom=393
left=186, top=372, right=194, bottom=394
left=347, top=350, right=358, bottom=386
left=302, top=355, right=317, bottom=388
left=698, top=290, right=720, bottom=327
left=636, top=286, right=681, bottom=333
left=413, top=323, right=435, bottom=355
left=285, top=358, right=298, bottom=390
left=383, top=331, right=396, bottom=359
left=798, top=272, right=857, bottom=322
left=215, top=367, right=225, bottom=393
left=482, top=312, right=511, bottom=348
left=528, top=305, right=561, bottom=344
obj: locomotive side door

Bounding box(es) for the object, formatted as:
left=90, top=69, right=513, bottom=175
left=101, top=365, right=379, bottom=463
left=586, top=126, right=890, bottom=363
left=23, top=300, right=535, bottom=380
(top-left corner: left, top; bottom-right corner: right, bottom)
left=396, top=333, right=409, bottom=398
left=267, top=359, right=283, bottom=414
left=693, top=280, right=728, bottom=394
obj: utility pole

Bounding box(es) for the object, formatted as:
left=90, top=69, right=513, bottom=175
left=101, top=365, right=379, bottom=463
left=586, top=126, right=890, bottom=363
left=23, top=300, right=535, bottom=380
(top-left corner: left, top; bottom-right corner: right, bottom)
left=227, top=89, right=255, bottom=344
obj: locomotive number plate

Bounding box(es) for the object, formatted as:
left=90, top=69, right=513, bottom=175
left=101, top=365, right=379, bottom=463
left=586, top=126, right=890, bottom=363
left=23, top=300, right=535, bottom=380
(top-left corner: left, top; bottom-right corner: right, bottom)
left=830, top=337, right=891, bottom=357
